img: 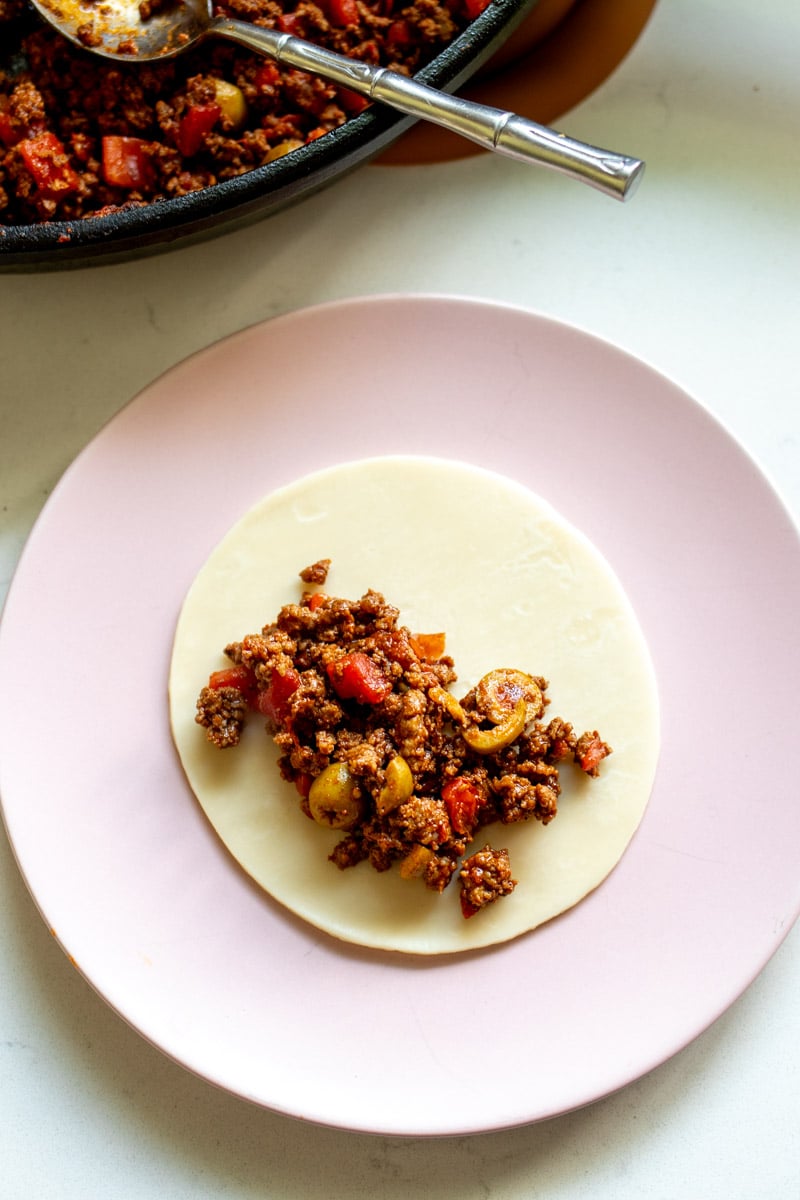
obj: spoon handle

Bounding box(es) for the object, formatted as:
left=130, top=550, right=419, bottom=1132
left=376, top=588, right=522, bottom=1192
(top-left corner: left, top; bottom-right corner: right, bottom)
left=211, top=20, right=644, bottom=201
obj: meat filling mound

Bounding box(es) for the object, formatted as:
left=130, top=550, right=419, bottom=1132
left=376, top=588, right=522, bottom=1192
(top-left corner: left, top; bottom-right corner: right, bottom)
left=195, top=562, right=612, bottom=918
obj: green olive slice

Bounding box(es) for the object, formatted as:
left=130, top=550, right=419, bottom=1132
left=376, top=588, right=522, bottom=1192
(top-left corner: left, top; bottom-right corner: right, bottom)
left=399, top=845, right=435, bottom=879
left=462, top=697, right=527, bottom=754
left=428, top=685, right=467, bottom=725
left=375, top=754, right=414, bottom=816
left=475, top=669, right=544, bottom=725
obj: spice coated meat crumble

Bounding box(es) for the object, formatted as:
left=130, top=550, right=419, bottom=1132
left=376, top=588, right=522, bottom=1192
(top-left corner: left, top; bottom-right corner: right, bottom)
left=195, top=560, right=612, bottom=919
left=0, top=0, right=487, bottom=224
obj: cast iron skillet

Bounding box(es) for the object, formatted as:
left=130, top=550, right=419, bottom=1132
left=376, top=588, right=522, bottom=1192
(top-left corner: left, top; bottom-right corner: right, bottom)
left=0, top=0, right=539, bottom=271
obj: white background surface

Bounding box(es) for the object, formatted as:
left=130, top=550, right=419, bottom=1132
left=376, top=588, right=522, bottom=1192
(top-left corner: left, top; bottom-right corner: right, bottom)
left=1, top=0, right=798, bottom=1195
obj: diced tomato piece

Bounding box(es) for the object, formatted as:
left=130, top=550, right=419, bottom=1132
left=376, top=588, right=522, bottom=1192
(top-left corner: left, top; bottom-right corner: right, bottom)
left=177, top=102, right=221, bottom=158
left=577, top=734, right=610, bottom=774
left=337, top=88, right=370, bottom=116
left=463, top=0, right=491, bottom=17
left=460, top=891, right=480, bottom=919
left=328, top=0, right=359, bottom=24
left=101, top=136, right=155, bottom=190
left=18, top=132, right=80, bottom=198
left=256, top=667, right=301, bottom=724
left=327, top=651, right=392, bottom=704
left=306, top=591, right=327, bottom=610
left=442, top=776, right=482, bottom=835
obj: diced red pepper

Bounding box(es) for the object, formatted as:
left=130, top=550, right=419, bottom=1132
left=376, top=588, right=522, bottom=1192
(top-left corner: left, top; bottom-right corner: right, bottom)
left=177, top=102, right=221, bottom=158
left=306, top=591, right=327, bottom=610
left=256, top=667, right=301, bottom=724
left=337, top=88, right=370, bottom=116
left=327, top=651, right=392, bottom=704
left=101, top=136, right=154, bottom=190
left=409, top=632, right=446, bottom=662
left=463, top=0, right=491, bottom=17
left=460, top=891, right=480, bottom=919
left=442, top=776, right=482, bottom=835
left=386, top=18, right=413, bottom=47
left=328, top=0, right=359, bottom=24
left=255, top=62, right=282, bottom=90
left=208, top=665, right=258, bottom=707
left=277, top=12, right=303, bottom=34
left=18, top=132, right=80, bottom=198
left=577, top=733, right=610, bottom=774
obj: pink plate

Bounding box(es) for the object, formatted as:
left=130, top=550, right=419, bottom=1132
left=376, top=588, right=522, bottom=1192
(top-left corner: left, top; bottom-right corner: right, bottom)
left=1, top=295, right=799, bottom=1135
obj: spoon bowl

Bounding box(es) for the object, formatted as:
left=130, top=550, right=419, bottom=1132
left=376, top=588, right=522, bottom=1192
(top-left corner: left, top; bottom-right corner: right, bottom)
left=29, top=0, right=644, bottom=200
left=34, top=0, right=211, bottom=60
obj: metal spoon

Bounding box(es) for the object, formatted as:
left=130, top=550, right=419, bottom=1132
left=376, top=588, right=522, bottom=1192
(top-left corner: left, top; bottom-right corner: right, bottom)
left=31, top=0, right=645, bottom=201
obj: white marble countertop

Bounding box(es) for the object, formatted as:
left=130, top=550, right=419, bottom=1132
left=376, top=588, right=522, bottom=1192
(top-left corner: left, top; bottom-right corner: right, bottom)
left=2, top=0, right=798, bottom=1194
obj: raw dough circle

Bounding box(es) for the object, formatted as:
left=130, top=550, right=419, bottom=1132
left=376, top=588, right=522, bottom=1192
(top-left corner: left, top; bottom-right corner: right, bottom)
left=169, top=457, right=659, bottom=954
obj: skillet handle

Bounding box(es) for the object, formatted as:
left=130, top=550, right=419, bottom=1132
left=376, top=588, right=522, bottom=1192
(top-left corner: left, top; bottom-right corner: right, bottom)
left=211, top=19, right=645, bottom=201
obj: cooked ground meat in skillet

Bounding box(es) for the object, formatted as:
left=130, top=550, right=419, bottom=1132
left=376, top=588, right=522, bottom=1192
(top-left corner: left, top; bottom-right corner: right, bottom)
left=0, top=0, right=485, bottom=224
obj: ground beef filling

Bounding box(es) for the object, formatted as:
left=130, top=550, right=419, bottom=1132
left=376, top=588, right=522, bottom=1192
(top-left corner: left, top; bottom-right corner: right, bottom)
left=195, top=563, right=612, bottom=918
left=0, top=0, right=481, bottom=225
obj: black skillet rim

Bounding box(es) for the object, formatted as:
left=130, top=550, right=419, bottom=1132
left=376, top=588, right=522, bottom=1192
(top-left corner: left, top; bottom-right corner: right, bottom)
left=0, top=0, right=538, bottom=269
